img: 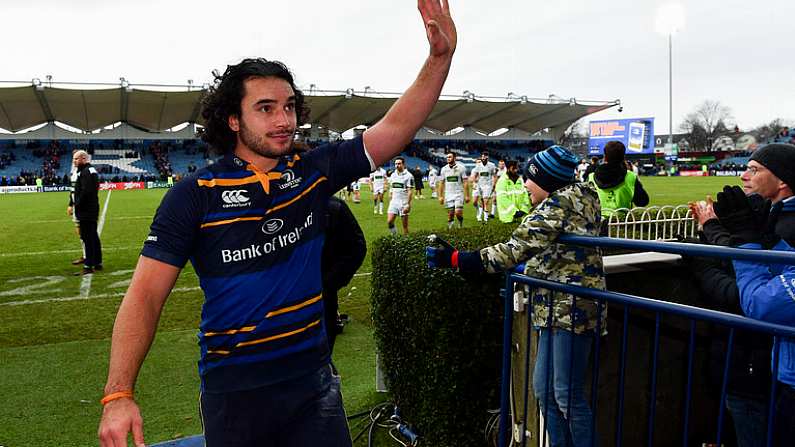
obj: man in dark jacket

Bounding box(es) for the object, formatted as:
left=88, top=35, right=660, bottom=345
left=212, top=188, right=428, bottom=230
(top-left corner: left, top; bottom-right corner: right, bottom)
left=72, top=150, right=102, bottom=275
left=688, top=143, right=795, bottom=447
left=588, top=141, right=649, bottom=218
left=322, top=195, right=367, bottom=355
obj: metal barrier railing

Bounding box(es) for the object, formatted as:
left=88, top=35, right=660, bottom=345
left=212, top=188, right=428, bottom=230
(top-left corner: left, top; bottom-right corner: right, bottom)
left=498, top=235, right=795, bottom=447
left=605, top=205, right=696, bottom=241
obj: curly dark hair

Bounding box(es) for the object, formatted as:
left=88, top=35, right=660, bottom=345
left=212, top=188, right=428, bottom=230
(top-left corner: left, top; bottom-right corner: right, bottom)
left=198, top=58, right=310, bottom=155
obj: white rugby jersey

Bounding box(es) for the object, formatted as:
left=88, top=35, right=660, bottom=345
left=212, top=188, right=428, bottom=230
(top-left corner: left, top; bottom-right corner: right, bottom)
left=370, top=168, right=387, bottom=190
left=388, top=169, right=414, bottom=202
left=471, top=161, right=497, bottom=188
left=440, top=163, right=466, bottom=196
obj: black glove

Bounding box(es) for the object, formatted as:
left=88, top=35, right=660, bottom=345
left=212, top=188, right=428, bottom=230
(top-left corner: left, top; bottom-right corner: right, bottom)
left=713, top=186, right=771, bottom=246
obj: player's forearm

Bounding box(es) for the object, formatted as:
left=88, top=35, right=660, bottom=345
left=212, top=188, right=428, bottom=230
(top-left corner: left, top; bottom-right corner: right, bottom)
left=103, top=291, right=164, bottom=394
left=364, top=55, right=453, bottom=166
left=103, top=257, right=177, bottom=395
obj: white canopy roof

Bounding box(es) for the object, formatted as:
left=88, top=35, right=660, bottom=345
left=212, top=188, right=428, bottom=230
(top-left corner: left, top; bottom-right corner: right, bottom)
left=0, top=85, right=617, bottom=137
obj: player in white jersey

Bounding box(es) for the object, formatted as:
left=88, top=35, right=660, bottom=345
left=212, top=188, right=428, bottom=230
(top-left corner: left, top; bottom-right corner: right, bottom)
left=351, top=179, right=361, bottom=203
left=428, top=166, right=439, bottom=198
left=576, top=159, right=588, bottom=182
left=497, top=159, right=506, bottom=179
left=370, top=167, right=387, bottom=214
left=386, top=157, right=414, bottom=234
left=469, top=151, right=498, bottom=222
left=437, top=152, right=469, bottom=228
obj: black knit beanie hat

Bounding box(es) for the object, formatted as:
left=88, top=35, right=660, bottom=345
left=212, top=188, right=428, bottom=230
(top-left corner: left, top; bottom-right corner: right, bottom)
left=749, top=143, right=795, bottom=189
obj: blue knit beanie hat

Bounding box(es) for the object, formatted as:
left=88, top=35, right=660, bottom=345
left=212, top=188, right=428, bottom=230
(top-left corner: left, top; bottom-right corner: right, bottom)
left=525, top=145, right=579, bottom=193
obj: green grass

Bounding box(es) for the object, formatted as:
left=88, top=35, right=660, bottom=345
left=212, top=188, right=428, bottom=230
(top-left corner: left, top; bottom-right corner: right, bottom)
left=0, top=176, right=741, bottom=446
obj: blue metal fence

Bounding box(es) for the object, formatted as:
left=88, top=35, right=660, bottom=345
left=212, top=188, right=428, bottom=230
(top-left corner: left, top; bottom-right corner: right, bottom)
left=498, top=235, right=795, bottom=447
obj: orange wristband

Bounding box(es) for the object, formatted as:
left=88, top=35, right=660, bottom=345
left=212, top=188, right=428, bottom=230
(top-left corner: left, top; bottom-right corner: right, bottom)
left=100, top=390, right=134, bottom=405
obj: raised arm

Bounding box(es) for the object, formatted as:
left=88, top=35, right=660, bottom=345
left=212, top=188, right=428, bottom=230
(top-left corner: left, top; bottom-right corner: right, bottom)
left=98, top=256, right=181, bottom=447
left=363, top=0, right=457, bottom=166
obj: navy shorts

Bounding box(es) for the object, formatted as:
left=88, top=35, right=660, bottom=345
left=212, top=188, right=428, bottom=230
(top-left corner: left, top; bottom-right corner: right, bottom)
left=200, top=365, right=351, bottom=447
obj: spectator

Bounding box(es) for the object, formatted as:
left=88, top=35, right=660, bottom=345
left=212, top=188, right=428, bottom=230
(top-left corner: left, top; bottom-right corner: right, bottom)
left=427, top=145, right=604, bottom=447
left=688, top=144, right=795, bottom=446
left=588, top=141, right=649, bottom=220
left=711, top=185, right=795, bottom=446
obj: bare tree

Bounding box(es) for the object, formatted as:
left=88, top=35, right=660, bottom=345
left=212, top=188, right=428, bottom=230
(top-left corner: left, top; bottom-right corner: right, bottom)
left=679, top=100, right=733, bottom=151
left=559, top=119, right=588, bottom=154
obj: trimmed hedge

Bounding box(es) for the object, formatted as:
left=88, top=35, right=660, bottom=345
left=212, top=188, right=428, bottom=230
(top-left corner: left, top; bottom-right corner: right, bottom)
left=370, top=224, right=516, bottom=447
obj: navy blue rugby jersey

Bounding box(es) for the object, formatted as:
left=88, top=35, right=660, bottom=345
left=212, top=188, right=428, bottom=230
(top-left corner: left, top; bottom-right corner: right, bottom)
left=141, top=136, right=372, bottom=392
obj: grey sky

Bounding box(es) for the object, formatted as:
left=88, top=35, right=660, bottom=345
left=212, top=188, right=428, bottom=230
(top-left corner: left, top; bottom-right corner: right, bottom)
left=2, top=0, right=793, bottom=135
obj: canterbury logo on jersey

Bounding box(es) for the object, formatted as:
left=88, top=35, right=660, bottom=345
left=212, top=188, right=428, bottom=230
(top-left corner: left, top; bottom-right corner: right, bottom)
left=221, top=190, right=250, bottom=208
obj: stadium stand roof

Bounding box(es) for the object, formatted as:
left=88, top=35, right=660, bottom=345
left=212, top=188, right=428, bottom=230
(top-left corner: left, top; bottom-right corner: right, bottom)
left=0, top=83, right=618, bottom=137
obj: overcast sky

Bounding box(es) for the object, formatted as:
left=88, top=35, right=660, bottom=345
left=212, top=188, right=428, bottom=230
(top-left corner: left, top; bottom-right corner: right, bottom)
left=2, top=0, right=793, bottom=135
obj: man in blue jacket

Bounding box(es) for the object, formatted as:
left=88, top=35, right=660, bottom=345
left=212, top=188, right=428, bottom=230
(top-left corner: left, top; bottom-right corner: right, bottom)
left=714, top=185, right=795, bottom=445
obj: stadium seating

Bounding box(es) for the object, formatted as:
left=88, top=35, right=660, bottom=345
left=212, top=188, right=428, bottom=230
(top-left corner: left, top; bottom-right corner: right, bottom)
left=0, top=148, right=40, bottom=179
left=715, top=156, right=750, bottom=167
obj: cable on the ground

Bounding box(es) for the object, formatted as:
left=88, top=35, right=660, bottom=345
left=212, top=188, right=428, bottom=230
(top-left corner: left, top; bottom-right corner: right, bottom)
left=349, top=402, right=419, bottom=446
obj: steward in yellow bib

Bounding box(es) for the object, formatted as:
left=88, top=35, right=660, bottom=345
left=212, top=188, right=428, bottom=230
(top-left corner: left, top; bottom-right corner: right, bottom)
left=588, top=141, right=649, bottom=218
left=495, top=160, right=530, bottom=223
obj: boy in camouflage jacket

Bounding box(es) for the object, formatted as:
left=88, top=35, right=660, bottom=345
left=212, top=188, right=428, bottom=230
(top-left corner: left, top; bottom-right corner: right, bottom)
left=427, top=145, right=605, bottom=447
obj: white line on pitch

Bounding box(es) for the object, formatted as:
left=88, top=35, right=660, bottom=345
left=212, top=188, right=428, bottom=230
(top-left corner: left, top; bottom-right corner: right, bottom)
left=353, top=272, right=372, bottom=277
left=80, top=190, right=111, bottom=298
left=28, top=215, right=152, bottom=224
left=0, top=286, right=201, bottom=307
left=0, top=246, right=139, bottom=258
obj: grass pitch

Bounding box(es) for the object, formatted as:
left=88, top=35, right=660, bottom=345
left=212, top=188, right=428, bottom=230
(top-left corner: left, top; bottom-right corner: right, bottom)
left=0, top=175, right=739, bottom=446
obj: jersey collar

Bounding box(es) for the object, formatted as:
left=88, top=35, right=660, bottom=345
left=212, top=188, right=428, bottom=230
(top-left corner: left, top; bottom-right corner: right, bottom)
left=223, top=153, right=286, bottom=194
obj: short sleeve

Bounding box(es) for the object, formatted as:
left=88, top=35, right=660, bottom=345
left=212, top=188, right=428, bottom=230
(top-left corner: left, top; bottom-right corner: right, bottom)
left=304, top=135, right=372, bottom=192
left=140, top=178, right=204, bottom=268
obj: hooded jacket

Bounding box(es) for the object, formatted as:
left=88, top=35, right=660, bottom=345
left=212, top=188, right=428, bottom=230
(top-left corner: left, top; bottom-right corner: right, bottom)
left=589, top=162, right=649, bottom=213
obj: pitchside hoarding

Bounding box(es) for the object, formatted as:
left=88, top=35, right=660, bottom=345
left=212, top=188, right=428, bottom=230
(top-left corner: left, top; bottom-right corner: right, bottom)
left=588, top=118, right=655, bottom=155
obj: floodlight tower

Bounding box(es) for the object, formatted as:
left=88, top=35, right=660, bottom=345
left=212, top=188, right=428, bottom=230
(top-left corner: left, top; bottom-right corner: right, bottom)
left=655, top=3, right=685, bottom=154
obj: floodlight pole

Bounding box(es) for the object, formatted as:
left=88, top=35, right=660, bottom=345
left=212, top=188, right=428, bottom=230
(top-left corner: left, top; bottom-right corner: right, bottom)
left=668, top=33, right=673, bottom=153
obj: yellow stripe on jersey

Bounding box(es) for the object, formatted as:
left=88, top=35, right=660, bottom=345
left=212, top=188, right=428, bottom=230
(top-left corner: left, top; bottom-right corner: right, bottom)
left=203, top=325, right=257, bottom=337
left=265, top=176, right=327, bottom=215
left=196, top=176, right=260, bottom=188
left=200, top=216, right=263, bottom=229
left=266, top=294, right=322, bottom=318
left=207, top=319, right=322, bottom=355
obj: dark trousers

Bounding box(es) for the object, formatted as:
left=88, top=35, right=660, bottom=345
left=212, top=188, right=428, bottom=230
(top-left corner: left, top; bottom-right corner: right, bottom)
left=774, top=383, right=795, bottom=446
left=200, top=365, right=351, bottom=447
left=78, top=220, right=102, bottom=268
left=725, top=393, right=768, bottom=447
